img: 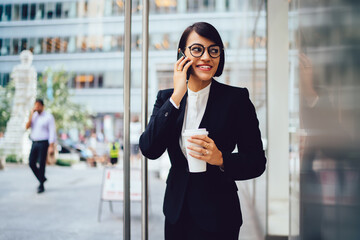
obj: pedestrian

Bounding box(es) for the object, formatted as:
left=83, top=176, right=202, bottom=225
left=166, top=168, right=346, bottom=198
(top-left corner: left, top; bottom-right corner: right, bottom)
left=25, top=99, right=56, bottom=193
left=109, top=141, right=119, bottom=165
left=139, top=22, right=267, bottom=240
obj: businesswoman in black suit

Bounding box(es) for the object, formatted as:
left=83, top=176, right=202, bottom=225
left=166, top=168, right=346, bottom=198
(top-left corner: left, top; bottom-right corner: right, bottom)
left=139, top=22, right=266, bottom=240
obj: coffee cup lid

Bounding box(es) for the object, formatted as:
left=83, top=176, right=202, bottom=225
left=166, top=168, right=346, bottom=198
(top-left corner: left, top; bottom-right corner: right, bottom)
left=183, top=128, right=208, bottom=136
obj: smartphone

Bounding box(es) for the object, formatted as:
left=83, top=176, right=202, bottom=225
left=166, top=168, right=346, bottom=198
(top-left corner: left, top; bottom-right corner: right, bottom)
left=177, top=49, right=191, bottom=80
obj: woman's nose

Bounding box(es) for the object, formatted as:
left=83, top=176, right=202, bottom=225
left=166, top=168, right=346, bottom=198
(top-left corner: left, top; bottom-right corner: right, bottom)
left=200, top=49, right=211, bottom=61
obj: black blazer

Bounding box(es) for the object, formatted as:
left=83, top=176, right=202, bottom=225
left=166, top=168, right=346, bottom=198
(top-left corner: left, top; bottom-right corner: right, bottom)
left=139, top=80, right=266, bottom=233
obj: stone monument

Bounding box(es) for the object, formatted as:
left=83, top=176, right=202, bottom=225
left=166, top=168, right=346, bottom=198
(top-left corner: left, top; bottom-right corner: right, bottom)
left=0, top=50, right=37, bottom=169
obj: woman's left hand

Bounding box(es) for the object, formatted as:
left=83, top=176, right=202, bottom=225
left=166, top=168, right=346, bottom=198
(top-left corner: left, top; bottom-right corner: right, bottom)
left=187, top=135, right=224, bottom=167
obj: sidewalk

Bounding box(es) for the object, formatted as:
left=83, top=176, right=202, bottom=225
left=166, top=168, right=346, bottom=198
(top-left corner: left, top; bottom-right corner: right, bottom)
left=0, top=163, right=265, bottom=240
left=0, top=163, right=165, bottom=240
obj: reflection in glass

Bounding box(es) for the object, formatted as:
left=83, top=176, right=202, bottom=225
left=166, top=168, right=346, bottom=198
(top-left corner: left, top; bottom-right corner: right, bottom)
left=289, top=1, right=360, bottom=239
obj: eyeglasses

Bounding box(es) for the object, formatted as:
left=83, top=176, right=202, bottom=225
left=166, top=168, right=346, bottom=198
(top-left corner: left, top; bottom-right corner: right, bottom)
left=187, top=43, right=223, bottom=58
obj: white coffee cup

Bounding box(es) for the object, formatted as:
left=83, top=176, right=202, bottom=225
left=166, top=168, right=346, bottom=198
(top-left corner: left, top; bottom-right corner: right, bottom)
left=182, top=128, right=208, bottom=173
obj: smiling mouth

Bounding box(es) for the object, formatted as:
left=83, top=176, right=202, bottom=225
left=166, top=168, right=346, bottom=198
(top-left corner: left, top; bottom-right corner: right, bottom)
left=197, top=65, right=212, bottom=70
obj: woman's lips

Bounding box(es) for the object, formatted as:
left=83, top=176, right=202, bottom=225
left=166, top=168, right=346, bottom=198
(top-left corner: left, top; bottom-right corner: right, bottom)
left=196, top=65, right=213, bottom=71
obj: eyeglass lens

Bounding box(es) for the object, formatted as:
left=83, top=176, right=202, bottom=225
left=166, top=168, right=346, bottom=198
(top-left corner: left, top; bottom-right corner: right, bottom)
left=189, top=44, right=221, bottom=58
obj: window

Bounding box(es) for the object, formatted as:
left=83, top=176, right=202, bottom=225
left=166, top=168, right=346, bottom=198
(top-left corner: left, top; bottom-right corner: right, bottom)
left=46, top=37, right=53, bottom=53
left=62, top=37, right=69, bottom=53
left=21, top=38, right=27, bottom=51
left=77, top=1, right=88, bottom=18
left=1, top=39, right=10, bottom=55
left=67, top=36, right=76, bottom=53
left=0, top=5, right=3, bottom=21
left=30, top=4, right=36, bottom=20
left=13, top=4, right=20, bottom=21
left=1, top=73, right=10, bottom=87
left=112, top=0, right=124, bottom=16
left=34, top=38, right=44, bottom=54
left=98, top=74, right=103, bottom=88
left=4, top=5, right=11, bottom=21
left=104, top=0, right=113, bottom=16
left=21, top=4, right=28, bottom=20
left=29, top=38, right=36, bottom=53
left=46, top=3, right=55, bottom=19
left=37, top=4, right=45, bottom=19
left=13, top=39, right=19, bottom=55
left=55, top=3, right=62, bottom=18
left=103, top=36, right=112, bottom=52
left=54, top=37, right=61, bottom=53
left=63, top=2, right=77, bottom=18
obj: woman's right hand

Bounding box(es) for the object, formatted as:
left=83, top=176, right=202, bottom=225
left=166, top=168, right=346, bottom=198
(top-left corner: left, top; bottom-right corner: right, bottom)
left=171, top=54, right=193, bottom=106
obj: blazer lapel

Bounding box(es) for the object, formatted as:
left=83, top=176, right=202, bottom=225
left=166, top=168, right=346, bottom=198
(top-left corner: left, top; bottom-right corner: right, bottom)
left=199, top=79, right=219, bottom=130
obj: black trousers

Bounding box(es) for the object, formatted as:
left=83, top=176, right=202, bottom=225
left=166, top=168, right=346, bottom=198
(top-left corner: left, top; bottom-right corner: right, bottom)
left=165, top=201, right=240, bottom=240
left=29, top=140, right=49, bottom=184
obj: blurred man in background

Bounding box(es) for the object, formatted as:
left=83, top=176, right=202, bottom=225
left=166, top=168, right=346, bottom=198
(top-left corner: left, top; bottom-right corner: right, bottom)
left=26, top=99, right=56, bottom=193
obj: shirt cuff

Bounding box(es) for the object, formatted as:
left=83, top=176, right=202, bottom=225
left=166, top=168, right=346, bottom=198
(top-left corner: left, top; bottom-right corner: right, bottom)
left=169, top=97, right=180, bottom=109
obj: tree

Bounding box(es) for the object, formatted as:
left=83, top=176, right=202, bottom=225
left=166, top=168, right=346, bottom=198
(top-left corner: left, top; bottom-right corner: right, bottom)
left=0, top=68, right=92, bottom=135
left=0, top=80, right=15, bottom=133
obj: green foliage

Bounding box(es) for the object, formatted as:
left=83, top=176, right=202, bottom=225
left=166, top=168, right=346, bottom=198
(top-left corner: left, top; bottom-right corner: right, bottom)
left=37, top=68, right=92, bottom=132
left=0, top=80, right=15, bottom=133
left=5, top=154, right=21, bottom=163
left=0, top=68, right=92, bottom=134
left=56, top=158, right=77, bottom=167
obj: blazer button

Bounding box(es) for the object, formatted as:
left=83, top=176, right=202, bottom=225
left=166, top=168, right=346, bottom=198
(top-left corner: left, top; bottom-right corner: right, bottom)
left=165, top=112, right=169, bottom=117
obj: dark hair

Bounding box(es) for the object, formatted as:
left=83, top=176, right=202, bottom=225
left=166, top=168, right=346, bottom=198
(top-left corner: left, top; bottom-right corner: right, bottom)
left=178, top=22, right=225, bottom=77
left=35, top=99, right=44, bottom=106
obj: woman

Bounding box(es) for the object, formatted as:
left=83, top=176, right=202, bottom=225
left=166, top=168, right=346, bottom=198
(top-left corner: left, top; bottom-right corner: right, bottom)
left=139, top=22, right=266, bottom=240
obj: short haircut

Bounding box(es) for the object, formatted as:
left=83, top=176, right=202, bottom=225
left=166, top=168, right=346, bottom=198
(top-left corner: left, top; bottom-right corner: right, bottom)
left=35, top=99, right=44, bottom=106
left=177, top=22, right=225, bottom=77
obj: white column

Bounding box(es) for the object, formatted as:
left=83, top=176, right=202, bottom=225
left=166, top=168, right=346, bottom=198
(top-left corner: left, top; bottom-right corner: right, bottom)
left=266, top=0, right=289, bottom=238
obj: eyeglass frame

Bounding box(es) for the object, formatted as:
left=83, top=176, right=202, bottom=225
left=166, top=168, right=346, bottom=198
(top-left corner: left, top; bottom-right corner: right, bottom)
left=186, top=43, right=224, bottom=58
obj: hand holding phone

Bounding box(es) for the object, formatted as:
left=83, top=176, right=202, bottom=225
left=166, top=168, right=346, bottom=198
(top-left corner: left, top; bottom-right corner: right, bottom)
left=172, top=49, right=193, bottom=106
left=177, top=49, right=191, bottom=80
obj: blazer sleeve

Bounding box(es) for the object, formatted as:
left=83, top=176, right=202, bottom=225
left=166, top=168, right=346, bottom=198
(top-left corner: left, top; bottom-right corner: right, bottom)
left=222, top=88, right=266, bottom=181
left=139, top=90, right=180, bottom=159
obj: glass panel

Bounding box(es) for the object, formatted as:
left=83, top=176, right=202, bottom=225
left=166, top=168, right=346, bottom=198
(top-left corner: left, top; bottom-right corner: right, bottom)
left=289, top=1, right=360, bottom=239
